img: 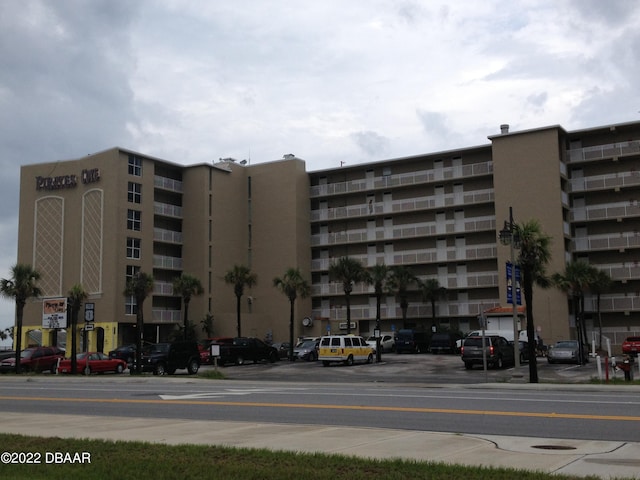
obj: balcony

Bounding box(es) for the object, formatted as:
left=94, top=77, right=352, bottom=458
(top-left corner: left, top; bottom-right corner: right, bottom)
left=309, top=161, right=493, bottom=197
left=153, top=281, right=175, bottom=296
left=153, top=255, right=183, bottom=270
left=567, top=140, right=640, bottom=163
left=154, top=228, right=183, bottom=244
left=569, top=171, right=640, bottom=193
left=570, top=201, right=640, bottom=222
left=152, top=309, right=181, bottom=323
left=154, top=202, right=183, bottom=218
left=572, top=232, right=640, bottom=252
left=585, top=294, right=640, bottom=313
left=154, top=175, right=183, bottom=193
left=593, top=263, right=640, bottom=282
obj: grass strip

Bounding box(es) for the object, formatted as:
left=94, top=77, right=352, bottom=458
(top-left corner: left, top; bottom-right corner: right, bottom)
left=0, top=433, right=611, bottom=480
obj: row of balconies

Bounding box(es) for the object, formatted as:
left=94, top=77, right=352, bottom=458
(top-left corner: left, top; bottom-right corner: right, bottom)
left=567, top=140, right=640, bottom=164
left=570, top=201, right=640, bottom=222
left=311, top=243, right=497, bottom=272
left=311, top=298, right=501, bottom=322
left=310, top=189, right=494, bottom=223
left=570, top=170, right=640, bottom=193
left=151, top=309, right=181, bottom=323
left=309, top=161, right=493, bottom=198
left=311, top=216, right=496, bottom=247
left=573, top=232, right=640, bottom=252
left=311, top=271, right=498, bottom=297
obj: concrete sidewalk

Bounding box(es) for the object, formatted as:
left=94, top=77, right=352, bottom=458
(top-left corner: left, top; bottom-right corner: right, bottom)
left=3, top=412, right=639, bottom=479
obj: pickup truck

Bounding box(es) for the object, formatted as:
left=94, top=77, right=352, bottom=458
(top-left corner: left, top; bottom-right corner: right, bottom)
left=622, top=336, right=640, bottom=357
left=217, top=337, right=279, bottom=366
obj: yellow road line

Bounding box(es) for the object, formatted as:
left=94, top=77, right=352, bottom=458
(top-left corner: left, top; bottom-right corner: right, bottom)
left=1, top=395, right=639, bottom=422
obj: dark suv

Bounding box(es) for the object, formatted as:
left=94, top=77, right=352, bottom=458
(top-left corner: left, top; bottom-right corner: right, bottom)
left=133, top=341, right=200, bottom=375
left=461, top=335, right=514, bottom=369
left=0, top=346, right=65, bottom=373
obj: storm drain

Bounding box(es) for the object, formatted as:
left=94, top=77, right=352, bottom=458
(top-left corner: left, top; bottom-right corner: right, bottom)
left=531, top=445, right=577, bottom=450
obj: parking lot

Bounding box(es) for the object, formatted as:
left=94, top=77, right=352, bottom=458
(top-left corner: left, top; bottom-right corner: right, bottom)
left=202, top=351, right=611, bottom=385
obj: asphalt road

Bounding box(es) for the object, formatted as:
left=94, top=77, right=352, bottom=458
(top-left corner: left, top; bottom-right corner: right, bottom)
left=1, top=353, right=638, bottom=443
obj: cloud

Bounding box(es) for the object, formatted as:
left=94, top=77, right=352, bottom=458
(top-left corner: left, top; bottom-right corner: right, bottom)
left=351, top=131, right=390, bottom=157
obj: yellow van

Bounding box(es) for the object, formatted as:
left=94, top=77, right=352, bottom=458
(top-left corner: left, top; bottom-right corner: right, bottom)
left=318, top=335, right=374, bottom=366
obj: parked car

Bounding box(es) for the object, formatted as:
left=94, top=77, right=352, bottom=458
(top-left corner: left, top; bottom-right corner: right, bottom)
left=108, top=342, right=154, bottom=364
left=621, top=336, right=640, bottom=357
left=271, top=342, right=291, bottom=359
left=0, top=346, right=65, bottom=373
left=57, top=352, right=127, bottom=374
left=547, top=340, right=589, bottom=364
left=132, top=341, right=201, bottom=375
left=293, top=339, right=319, bottom=361
left=394, top=329, right=430, bottom=354
left=365, top=333, right=395, bottom=353
left=198, top=337, right=233, bottom=364
left=318, top=335, right=374, bottom=366
left=218, top=337, right=279, bottom=366
left=461, top=335, right=514, bottom=369
left=0, top=350, right=16, bottom=362
left=429, top=333, right=462, bottom=354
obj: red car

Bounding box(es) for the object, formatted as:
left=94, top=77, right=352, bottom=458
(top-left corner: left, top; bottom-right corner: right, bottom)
left=57, top=352, right=127, bottom=375
left=621, top=337, right=640, bottom=357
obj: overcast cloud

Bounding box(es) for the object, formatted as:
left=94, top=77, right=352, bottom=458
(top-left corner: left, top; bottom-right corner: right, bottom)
left=1, top=0, right=639, bottom=341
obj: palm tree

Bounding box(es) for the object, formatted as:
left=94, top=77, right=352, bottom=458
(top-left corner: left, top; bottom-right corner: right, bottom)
left=67, top=284, right=88, bottom=374
left=200, top=312, right=214, bottom=337
left=273, top=268, right=311, bottom=360
left=1, top=264, right=42, bottom=373
left=124, top=271, right=154, bottom=374
left=590, top=269, right=612, bottom=351
left=420, top=278, right=446, bottom=330
left=224, top=265, right=257, bottom=338
left=172, top=274, right=204, bottom=340
left=515, top=220, right=552, bottom=383
left=328, top=257, right=368, bottom=334
left=366, top=263, right=389, bottom=361
left=366, top=264, right=389, bottom=328
left=386, top=266, right=418, bottom=329
left=552, top=260, right=595, bottom=365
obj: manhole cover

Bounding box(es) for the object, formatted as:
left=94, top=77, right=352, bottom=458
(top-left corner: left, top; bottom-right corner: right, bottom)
left=531, top=445, right=577, bottom=450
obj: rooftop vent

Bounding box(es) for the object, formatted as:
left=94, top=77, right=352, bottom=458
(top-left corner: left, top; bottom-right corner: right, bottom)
left=500, top=124, right=510, bottom=134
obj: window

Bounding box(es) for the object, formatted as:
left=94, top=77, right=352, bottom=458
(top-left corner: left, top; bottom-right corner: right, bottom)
left=128, top=155, right=142, bottom=176
left=128, top=182, right=142, bottom=203
left=125, top=265, right=140, bottom=315
left=127, top=209, right=141, bottom=231
left=126, top=237, right=141, bottom=259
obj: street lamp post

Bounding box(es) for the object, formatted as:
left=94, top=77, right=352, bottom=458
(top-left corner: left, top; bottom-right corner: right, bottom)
left=499, top=207, right=521, bottom=372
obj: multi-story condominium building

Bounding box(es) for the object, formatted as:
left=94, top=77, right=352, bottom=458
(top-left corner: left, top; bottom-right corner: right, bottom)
left=14, top=121, right=640, bottom=355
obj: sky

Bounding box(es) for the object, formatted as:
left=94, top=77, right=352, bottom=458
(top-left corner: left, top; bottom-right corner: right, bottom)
left=1, top=0, right=639, bottom=345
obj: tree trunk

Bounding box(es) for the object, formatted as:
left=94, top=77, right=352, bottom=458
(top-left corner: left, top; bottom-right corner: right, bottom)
left=523, top=274, right=538, bottom=383
left=236, top=295, right=242, bottom=338
left=14, top=302, right=24, bottom=374
left=288, top=299, right=295, bottom=360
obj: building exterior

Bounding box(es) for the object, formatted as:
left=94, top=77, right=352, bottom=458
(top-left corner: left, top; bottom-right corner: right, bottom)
left=14, top=120, right=640, bottom=355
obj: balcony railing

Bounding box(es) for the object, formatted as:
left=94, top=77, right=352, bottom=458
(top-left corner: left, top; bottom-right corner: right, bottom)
left=569, top=171, right=640, bottom=193
left=309, top=161, right=493, bottom=197
left=570, top=201, right=640, bottom=222
left=567, top=140, right=640, bottom=163
left=585, top=294, right=640, bottom=313
left=572, top=232, right=640, bottom=252
left=153, top=255, right=183, bottom=270
left=153, top=281, right=175, bottom=296
left=152, top=309, right=182, bottom=323
left=592, top=263, right=640, bottom=281
left=154, top=228, right=183, bottom=244
left=154, top=202, right=183, bottom=218
left=154, top=175, right=183, bottom=193
left=310, top=189, right=494, bottom=222
left=311, top=298, right=501, bottom=322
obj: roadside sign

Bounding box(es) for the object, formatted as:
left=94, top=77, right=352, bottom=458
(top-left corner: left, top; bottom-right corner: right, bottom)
left=84, top=303, right=95, bottom=322
left=84, top=323, right=95, bottom=331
